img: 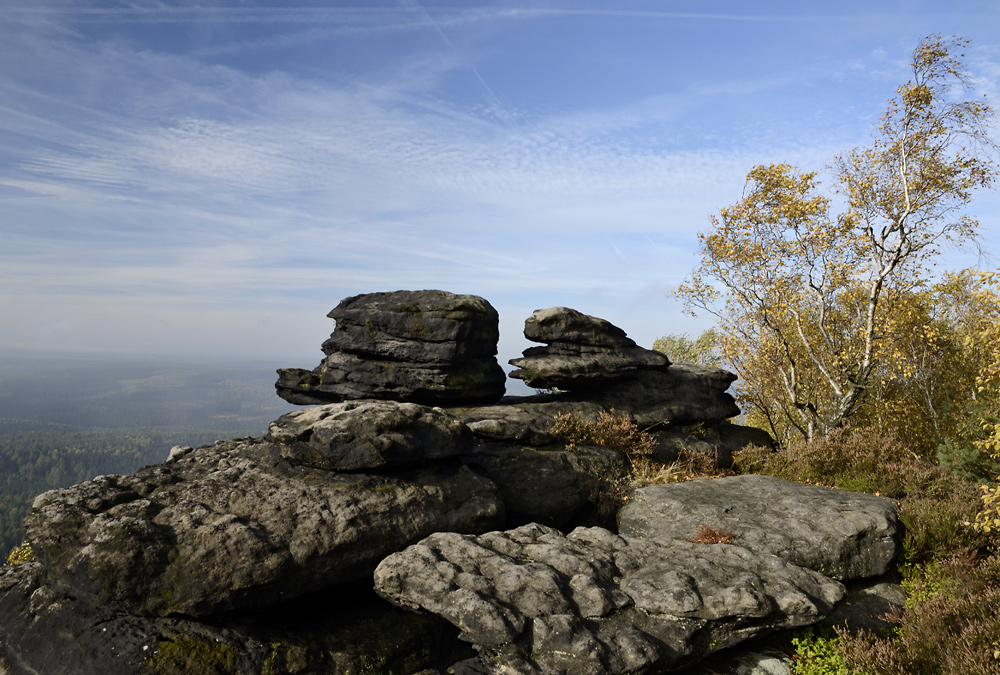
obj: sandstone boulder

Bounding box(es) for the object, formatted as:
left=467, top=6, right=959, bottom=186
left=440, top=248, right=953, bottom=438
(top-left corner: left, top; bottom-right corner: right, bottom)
left=586, top=362, right=740, bottom=427
left=508, top=307, right=670, bottom=390
left=0, top=562, right=471, bottom=675
left=461, top=442, right=631, bottom=527
left=374, top=523, right=845, bottom=674
left=24, top=437, right=503, bottom=617
left=448, top=364, right=741, bottom=448
left=266, top=400, right=472, bottom=471
left=618, top=475, right=900, bottom=580
left=276, top=290, right=506, bottom=406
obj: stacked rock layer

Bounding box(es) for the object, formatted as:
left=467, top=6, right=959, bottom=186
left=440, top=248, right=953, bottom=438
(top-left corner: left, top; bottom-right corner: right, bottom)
left=508, top=306, right=671, bottom=390
left=276, top=290, right=507, bottom=406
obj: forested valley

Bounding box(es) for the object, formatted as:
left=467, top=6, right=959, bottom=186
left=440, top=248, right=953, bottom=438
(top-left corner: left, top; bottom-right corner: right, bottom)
left=0, top=352, right=294, bottom=556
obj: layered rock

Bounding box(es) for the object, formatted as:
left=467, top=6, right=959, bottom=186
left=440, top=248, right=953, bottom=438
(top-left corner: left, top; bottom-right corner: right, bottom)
left=618, top=475, right=901, bottom=580
left=508, top=307, right=671, bottom=390
left=276, top=290, right=506, bottom=406
left=374, top=523, right=846, bottom=674
left=3, top=292, right=897, bottom=675
left=24, top=433, right=503, bottom=617
left=267, top=400, right=472, bottom=471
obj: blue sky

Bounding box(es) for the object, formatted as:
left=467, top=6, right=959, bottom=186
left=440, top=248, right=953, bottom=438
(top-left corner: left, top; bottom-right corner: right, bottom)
left=2, top=1, right=999, bottom=375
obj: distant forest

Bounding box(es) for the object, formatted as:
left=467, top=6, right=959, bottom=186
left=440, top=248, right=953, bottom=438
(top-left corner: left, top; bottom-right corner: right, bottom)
left=0, top=351, right=296, bottom=557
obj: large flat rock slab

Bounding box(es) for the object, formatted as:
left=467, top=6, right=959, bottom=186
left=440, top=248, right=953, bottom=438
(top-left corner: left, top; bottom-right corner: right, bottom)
left=24, top=437, right=503, bottom=617
left=374, top=523, right=845, bottom=674
left=618, top=475, right=900, bottom=580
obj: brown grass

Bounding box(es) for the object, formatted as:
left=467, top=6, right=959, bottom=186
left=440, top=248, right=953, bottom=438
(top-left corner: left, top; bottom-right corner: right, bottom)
left=683, top=523, right=736, bottom=545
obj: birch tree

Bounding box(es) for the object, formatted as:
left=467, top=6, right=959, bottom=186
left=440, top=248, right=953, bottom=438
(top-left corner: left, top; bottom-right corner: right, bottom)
left=678, top=35, right=996, bottom=442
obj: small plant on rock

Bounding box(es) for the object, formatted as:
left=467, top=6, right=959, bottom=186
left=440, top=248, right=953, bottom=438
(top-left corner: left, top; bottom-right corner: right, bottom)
left=550, top=409, right=656, bottom=465
left=683, top=523, right=735, bottom=545
left=789, top=627, right=848, bottom=675
left=4, top=541, right=35, bottom=566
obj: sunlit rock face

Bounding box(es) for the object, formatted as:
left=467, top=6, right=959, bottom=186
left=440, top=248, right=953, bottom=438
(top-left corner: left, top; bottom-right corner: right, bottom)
left=374, top=522, right=847, bottom=674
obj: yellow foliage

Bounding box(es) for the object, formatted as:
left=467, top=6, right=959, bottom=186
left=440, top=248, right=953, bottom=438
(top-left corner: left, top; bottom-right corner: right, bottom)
left=677, top=35, right=997, bottom=444
left=968, top=270, right=1000, bottom=537
left=5, top=541, right=35, bottom=566
left=651, top=329, right=721, bottom=367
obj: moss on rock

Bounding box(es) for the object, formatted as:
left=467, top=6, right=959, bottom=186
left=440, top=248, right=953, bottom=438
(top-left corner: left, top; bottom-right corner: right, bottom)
left=144, top=635, right=242, bottom=675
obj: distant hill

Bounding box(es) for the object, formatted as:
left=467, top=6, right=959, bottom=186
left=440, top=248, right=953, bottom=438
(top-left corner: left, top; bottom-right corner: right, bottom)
left=0, top=351, right=298, bottom=558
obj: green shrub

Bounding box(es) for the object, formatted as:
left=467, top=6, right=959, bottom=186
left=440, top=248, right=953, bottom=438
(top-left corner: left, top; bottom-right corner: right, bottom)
left=789, top=627, right=848, bottom=675
left=899, top=478, right=987, bottom=563
left=732, top=426, right=918, bottom=494
left=837, top=555, right=1000, bottom=675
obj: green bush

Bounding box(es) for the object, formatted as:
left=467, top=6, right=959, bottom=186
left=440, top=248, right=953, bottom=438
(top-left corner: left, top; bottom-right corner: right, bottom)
left=837, top=555, right=1000, bottom=675
left=789, top=627, right=848, bottom=675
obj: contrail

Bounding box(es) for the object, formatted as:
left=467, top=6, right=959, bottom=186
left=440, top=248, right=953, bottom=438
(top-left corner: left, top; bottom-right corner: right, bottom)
left=396, top=0, right=518, bottom=128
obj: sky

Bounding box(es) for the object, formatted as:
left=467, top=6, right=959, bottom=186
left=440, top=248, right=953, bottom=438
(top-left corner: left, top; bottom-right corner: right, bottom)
left=2, top=1, right=1000, bottom=379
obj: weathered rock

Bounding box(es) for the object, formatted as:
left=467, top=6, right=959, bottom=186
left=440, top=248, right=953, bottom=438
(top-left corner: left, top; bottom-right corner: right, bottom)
left=277, top=352, right=506, bottom=406
left=685, top=648, right=794, bottom=675
left=651, top=421, right=776, bottom=469
left=508, top=307, right=670, bottom=390
left=2, top=290, right=912, bottom=675
left=522, top=306, right=635, bottom=347
left=24, top=437, right=503, bottom=617
left=266, top=400, right=472, bottom=471
left=323, top=290, right=501, bottom=362
left=448, top=366, right=741, bottom=448
left=0, top=562, right=471, bottom=675
left=461, top=442, right=631, bottom=527
left=374, top=523, right=845, bottom=674
left=587, top=363, right=740, bottom=427
left=618, top=475, right=900, bottom=580
left=166, top=445, right=193, bottom=463
left=276, top=290, right=506, bottom=406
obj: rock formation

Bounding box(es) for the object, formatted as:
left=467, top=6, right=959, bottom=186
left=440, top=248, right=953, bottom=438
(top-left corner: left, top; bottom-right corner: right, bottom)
left=275, top=290, right=507, bottom=406
left=374, top=523, right=846, bottom=674
left=0, top=291, right=905, bottom=675
left=508, top=307, right=671, bottom=390
left=24, top=436, right=502, bottom=618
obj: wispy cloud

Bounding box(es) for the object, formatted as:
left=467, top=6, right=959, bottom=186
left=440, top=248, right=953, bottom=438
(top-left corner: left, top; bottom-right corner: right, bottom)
left=2, top=1, right=998, bottom=361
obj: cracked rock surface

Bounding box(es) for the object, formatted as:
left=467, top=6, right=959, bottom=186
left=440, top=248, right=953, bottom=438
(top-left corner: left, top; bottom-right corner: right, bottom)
left=24, top=436, right=503, bottom=617
left=374, top=523, right=845, bottom=674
